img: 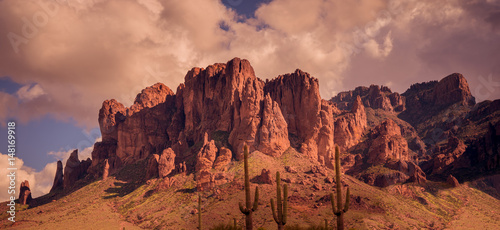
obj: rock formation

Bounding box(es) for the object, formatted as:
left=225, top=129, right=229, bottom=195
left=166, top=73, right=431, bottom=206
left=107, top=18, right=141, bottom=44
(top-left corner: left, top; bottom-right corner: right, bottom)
left=213, top=147, right=232, bottom=171
left=367, top=119, right=410, bottom=165
left=331, top=85, right=405, bottom=112
left=251, top=169, right=274, bottom=184
left=146, top=154, right=159, bottom=179
left=50, top=160, right=64, bottom=192
left=19, top=180, right=32, bottom=205
left=264, top=69, right=336, bottom=164
left=63, top=150, right=91, bottom=190
left=334, top=95, right=367, bottom=149
left=159, top=148, right=176, bottom=178
left=83, top=57, right=498, bottom=191
left=447, top=174, right=460, bottom=187
left=421, top=136, right=467, bottom=176
left=102, top=159, right=110, bottom=180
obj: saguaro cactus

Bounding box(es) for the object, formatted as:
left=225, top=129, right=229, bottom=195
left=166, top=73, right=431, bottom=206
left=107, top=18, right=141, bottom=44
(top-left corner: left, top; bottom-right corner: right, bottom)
left=239, top=145, right=259, bottom=230
left=324, top=218, right=328, bottom=230
left=270, top=171, right=288, bottom=230
left=198, top=194, right=202, bottom=230
left=330, top=146, right=350, bottom=230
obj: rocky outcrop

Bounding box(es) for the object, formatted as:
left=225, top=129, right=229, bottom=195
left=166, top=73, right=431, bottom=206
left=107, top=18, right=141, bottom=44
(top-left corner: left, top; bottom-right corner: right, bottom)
left=102, top=159, right=110, bottom=180
left=401, top=73, right=475, bottom=127
left=432, top=73, right=475, bottom=107
left=159, top=148, right=176, bottom=178
left=86, top=58, right=499, bottom=191
left=195, top=134, right=218, bottom=172
left=50, top=160, right=63, bottom=192
left=257, top=95, right=290, bottom=157
left=331, top=85, right=405, bottom=112
left=385, top=160, right=426, bottom=185
left=420, top=136, right=467, bottom=176
left=146, top=154, right=159, bottom=179
left=354, top=120, right=427, bottom=187
left=19, top=180, right=32, bottom=205
left=334, top=96, right=367, bottom=149
left=63, top=150, right=91, bottom=190
left=196, top=170, right=214, bottom=192
left=367, top=119, right=410, bottom=165
left=91, top=83, right=176, bottom=175
left=264, top=69, right=336, bottom=164
left=89, top=58, right=336, bottom=179
left=213, top=147, right=232, bottom=171
left=251, top=169, right=274, bottom=184
left=447, top=174, right=460, bottom=187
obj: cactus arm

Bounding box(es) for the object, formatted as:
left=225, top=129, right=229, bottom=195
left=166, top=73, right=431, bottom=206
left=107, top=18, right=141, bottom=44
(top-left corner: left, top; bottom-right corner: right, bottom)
left=283, top=184, right=288, bottom=224
left=344, top=187, right=350, bottom=213
left=252, top=186, right=259, bottom=211
left=239, top=202, right=249, bottom=214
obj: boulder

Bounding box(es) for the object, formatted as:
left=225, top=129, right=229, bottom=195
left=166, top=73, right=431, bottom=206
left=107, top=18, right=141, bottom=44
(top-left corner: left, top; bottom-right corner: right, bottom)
left=447, top=174, right=460, bottom=187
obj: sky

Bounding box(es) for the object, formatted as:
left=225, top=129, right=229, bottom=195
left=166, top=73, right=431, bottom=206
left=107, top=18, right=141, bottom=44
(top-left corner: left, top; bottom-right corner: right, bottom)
left=0, top=0, right=499, bottom=201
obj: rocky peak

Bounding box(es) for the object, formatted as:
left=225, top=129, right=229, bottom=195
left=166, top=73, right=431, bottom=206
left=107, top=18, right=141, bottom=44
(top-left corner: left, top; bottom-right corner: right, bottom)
left=99, top=99, right=126, bottom=143
left=50, top=160, right=64, bottom=193
left=330, top=85, right=405, bottom=112
left=264, top=69, right=321, bottom=146
left=433, top=73, right=475, bottom=107
left=128, top=82, right=175, bottom=114
left=63, top=150, right=91, bottom=190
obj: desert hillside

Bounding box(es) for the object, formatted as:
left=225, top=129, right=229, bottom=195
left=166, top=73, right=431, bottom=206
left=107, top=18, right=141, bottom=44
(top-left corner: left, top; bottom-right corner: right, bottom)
left=2, top=58, right=499, bottom=229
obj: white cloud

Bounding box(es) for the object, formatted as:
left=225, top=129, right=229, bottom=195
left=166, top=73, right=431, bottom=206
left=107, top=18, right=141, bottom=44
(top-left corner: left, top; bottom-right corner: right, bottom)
left=0, top=0, right=499, bottom=129
left=363, top=31, right=393, bottom=58
left=0, top=152, right=57, bottom=202
left=16, top=84, right=46, bottom=101
left=0, top=135, right=100, bottom=202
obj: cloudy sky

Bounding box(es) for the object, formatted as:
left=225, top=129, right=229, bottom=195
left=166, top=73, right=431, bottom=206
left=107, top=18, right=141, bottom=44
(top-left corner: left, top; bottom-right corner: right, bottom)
left=0, top=0, right=499, bottom=201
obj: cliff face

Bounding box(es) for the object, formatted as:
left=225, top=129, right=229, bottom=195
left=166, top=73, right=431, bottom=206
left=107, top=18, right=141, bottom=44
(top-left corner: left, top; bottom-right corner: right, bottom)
left=88, top=58, right=343, bottom=181
left=55, top=58, right=498, bottom=192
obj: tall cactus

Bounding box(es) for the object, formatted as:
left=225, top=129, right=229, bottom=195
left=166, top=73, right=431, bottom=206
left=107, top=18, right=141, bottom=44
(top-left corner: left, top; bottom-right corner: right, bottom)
left=330, top=146, right=350, bottom=230
left=270, top=171, right=288, bottom=230
left=239, top=145, right=259, bottom=230
left=198, top=194, right=202, bottom=230
left=324, top=218, right=328, bottom=230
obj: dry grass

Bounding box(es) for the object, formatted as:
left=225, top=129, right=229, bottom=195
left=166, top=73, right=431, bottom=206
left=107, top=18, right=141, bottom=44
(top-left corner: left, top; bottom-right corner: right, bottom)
left=1, top=148, right=499, bottom=229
